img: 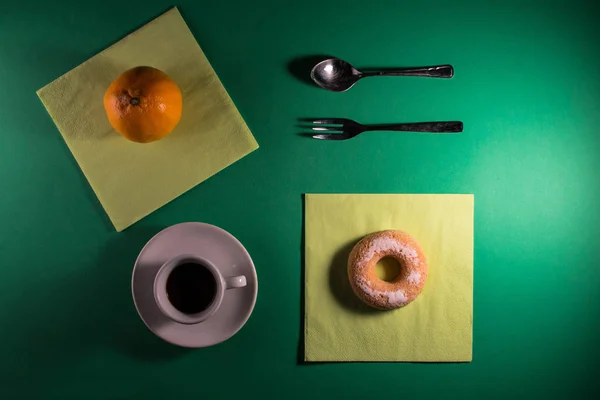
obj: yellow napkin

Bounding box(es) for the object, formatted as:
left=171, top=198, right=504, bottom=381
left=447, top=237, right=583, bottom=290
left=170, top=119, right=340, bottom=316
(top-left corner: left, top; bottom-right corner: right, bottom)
left=37, top=8, right=258, bottom=231
left=305, top=194, right=474, bottom=362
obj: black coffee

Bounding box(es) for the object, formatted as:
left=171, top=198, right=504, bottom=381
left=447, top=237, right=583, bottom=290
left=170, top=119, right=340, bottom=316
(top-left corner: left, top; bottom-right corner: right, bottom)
left=166, top=263, right=217, bottom=314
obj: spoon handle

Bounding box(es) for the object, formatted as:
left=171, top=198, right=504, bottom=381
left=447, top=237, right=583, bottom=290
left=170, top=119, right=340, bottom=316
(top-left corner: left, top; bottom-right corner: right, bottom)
left=362, top=64, right=454, bottom=78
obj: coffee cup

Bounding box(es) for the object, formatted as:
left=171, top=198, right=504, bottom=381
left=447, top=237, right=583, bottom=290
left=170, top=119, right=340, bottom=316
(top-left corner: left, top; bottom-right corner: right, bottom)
left=153, top=254, right=247, bottom=325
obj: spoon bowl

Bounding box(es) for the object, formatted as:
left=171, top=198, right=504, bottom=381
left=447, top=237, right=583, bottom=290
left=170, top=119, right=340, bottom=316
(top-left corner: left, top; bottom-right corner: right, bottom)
left=310, top=58, right=362, bottom=92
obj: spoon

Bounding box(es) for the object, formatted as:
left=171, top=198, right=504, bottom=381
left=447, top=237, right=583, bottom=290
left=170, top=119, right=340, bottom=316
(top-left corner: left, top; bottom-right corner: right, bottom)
left=310, top=58, right=454, bottom=92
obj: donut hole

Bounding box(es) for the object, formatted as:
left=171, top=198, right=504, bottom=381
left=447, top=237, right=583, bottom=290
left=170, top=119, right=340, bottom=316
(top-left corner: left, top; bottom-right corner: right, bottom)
left=375, top=257, right=403, bottom=282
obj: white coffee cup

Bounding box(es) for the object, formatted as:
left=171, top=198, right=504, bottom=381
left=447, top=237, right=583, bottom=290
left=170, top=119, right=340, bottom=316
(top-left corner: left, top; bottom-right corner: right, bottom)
left=153, top=254, right=247, bottom=325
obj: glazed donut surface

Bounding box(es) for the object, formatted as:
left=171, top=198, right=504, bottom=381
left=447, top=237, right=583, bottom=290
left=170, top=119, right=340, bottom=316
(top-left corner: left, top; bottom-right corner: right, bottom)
left=348, top=230, right=428, bottom=310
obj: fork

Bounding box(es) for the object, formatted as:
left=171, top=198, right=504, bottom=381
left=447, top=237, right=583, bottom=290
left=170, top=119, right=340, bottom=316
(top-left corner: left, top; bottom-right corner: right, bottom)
left=308, top=118, right=463, bottom=140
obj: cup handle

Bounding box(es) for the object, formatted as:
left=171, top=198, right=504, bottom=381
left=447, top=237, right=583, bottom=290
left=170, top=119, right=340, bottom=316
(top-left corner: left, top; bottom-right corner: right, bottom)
left=225, top=275, right=247, bottom=289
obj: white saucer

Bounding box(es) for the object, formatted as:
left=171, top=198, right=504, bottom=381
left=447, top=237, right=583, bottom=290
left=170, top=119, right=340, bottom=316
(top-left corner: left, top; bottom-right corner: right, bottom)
left=131, top=222, right=258, bottom=348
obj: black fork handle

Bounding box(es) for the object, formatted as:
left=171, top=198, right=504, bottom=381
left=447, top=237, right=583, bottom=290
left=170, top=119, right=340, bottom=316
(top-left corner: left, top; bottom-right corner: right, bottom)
left=364, top=121, right=463, bottom=133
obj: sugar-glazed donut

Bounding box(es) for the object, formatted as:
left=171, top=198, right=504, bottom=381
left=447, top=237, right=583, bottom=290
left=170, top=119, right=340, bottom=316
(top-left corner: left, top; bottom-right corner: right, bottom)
left=348, top=230, right=428, bottom=310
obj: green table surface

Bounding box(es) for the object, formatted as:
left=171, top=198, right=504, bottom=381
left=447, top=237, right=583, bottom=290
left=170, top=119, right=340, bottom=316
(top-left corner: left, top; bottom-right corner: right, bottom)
left=1, top=0, right=599, bottom=398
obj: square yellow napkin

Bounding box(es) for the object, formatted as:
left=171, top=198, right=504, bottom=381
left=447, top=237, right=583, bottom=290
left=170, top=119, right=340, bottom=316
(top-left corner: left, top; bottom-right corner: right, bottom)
left=305, top=194, right=474, bottom=362
left=37, top=8, right=258, bottom=231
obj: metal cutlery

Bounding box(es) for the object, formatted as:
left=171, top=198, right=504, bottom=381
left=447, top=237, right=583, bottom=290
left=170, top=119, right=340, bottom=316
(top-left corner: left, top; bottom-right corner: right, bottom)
left=306, top=118, right=463, bottom=140
left=311, top=58, right=454, bottom=92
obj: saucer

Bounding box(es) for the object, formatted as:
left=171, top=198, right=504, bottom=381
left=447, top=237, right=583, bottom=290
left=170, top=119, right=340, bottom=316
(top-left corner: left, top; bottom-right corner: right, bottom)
left=131, top=222, right=258, bottom=348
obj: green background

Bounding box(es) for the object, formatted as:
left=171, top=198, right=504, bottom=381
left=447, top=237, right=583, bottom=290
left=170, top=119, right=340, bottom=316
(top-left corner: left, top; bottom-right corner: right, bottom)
left=1, top=0, right=599, bottom=398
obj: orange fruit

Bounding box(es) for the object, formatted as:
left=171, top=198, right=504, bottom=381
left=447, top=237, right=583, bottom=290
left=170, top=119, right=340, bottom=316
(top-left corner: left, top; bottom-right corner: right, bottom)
left=104, top=66, right=183, bottom=143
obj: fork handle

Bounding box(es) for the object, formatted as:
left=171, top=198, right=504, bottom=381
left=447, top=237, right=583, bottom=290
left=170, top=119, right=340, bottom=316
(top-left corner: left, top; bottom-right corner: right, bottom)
left=365, top=121, right=463, bottom=133
left=362, top=65, right=454, bottom=78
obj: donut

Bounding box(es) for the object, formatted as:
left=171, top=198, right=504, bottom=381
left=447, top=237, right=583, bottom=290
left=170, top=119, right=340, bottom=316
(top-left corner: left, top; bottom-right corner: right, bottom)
left=347, top=230, right=428, bottom=310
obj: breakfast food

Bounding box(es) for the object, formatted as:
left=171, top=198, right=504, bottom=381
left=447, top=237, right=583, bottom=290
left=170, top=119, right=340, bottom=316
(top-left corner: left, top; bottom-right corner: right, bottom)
left=348, top=230, right=428, bottom=310
left=104, top=66, right=183, bottom=143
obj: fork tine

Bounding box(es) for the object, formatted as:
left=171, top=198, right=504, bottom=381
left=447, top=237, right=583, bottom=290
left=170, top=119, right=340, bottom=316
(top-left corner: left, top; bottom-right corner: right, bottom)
left=312, top=126, right=344, bottom=132
left=312, top=134, right=349, bottom=140
left=312, top=118, right=348, bottom=125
